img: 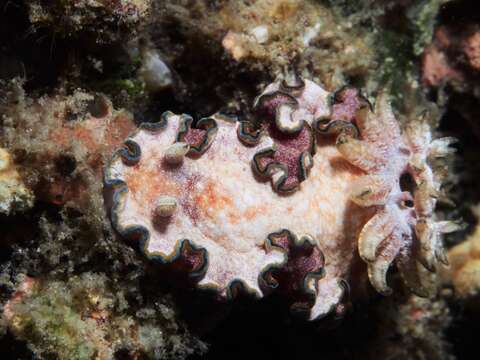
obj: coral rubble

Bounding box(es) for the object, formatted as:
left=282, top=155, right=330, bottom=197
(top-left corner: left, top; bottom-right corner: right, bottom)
left=367, top=293, right=453, bottom=360
left=28, top=0, right=151, bottom=43
left=1, top=82, right=135, bottom=209
left=153, top=0, right=375, bottom=90
left=422, top=24, right=477, bottom=89
left=2, top=273, right=206, bottom=360
left=421, top=1, right=480, bottom=142
left=0, top=148, right=33, bottom=214
left=0, top=81, right=207, bottom=359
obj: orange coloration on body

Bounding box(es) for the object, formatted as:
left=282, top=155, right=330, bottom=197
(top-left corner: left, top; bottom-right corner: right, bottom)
left=126, top=168, right=181, bottom=201
left=195, top=181, right=234, bottom=215
left=106, top=78, right=457, bottom=320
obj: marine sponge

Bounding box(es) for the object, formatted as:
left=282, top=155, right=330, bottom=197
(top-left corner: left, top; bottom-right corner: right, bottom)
left=105, top=77, right=458, bottom=319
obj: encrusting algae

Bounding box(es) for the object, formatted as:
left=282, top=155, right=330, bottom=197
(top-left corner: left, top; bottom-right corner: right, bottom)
left=2, top=273, right=207, bottom=360
left=443, top=205, right=480, bottom=301
left=0, top=148, right=33, bottom=214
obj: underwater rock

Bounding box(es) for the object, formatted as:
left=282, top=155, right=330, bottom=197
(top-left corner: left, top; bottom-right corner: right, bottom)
left=2, top=273, right=207, bottom=360
left=422, top=25, right=471, bottom=88
left=0, top=148, right=33, bottom=214
left=1, top=84, right=135, bottom=209
left=28, top=0, right=151, bottom=42
left=150, top=0, right=374, bottom=90
left=367, top=293, right=453, bottom=360
left=443, top=205, right=480, bottom=301
left=421, top=8, right=480, bottom=107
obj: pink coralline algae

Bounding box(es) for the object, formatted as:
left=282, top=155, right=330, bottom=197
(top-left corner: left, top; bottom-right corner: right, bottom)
left=105, top=77, right=459, bottom=320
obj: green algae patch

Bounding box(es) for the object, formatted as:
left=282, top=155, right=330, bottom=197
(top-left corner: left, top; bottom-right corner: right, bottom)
left=4, top=273, right=206, bottom=360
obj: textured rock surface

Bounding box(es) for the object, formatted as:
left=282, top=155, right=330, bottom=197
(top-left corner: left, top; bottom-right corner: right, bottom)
left=0, top=148, right=33, bottom=214
left=443, top=205, right=480, bottom=301
left=2, top=274, right=206, bottom=360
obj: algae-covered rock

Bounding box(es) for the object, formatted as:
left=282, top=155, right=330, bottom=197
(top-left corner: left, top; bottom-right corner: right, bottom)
left=442, top=205, right=480, bottom=303
left=3, top=273, right=206, bottom=360
left=28, top=0, right=151, bottom=43
left=0, top=148, right=33, bottom=215
left=1, top=80, right=135, bottom=210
